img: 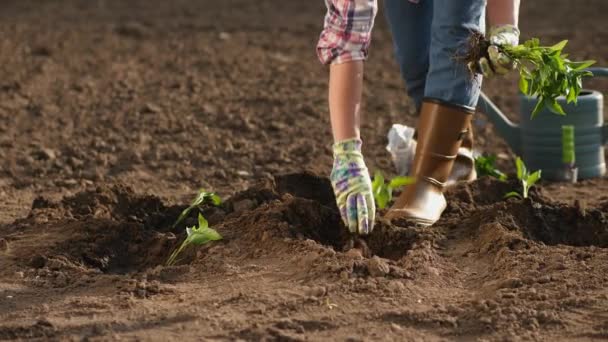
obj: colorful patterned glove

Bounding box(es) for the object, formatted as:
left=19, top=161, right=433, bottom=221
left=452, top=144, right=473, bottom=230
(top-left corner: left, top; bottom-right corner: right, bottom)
left=479, top=25, right=520, bottom=78
left=330, top=138, right=375, bottom=235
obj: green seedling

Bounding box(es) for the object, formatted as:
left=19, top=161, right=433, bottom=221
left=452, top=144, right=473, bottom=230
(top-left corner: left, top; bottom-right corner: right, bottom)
left=166, top=213, right=222, bottom=266
left=173, top=189, right=222, bottom=228
left=462, top=34, right=595, bottom=117
left=371, top=171, right=415, bottom=210
left=504, top=157, right=542, bottom=200
left=474, top=154, right=508, bottom=181
left=506, top=39, right=595, bottom=117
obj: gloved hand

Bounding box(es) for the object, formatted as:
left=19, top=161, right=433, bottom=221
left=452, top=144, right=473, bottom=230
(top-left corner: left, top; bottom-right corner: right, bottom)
left=478, top=25, right=520, bottom=78
left=330, top=138, right=375, bottom=235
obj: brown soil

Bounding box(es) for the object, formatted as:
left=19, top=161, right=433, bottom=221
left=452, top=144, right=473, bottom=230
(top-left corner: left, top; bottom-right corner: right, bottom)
left=1, top=0, right=608, bottom=341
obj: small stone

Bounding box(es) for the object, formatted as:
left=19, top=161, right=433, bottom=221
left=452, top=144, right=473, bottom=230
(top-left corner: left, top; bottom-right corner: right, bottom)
left=366, top=256, right=390, bottom=277
left=390, top=323, right=403, bottom=332
left=34, top=147, right=56, bottom=160
left=142, top=103, right=161, bottom=114
left=479, top=316, right=492, bottom=324
left=236, top=170, right=250, bottom=177
left=218, top=32, right=231, bottom=40
left=537, top=276, right=551, bottom=284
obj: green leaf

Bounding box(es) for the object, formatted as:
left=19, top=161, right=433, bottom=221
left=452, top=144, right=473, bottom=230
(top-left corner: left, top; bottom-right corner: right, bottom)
left=173, top=190, right=222, bottom=228
left=515, top=157, right=526, bottom=180
left=527, top=170, right=542, bottom=187
left=547, top=99, right=566, bottom=115
left=496, top=172, right=508, bottom=182
left=504, top=191, right=523, bottom=200
left=569, top=60, right=596, bottom=71
left=531, top=97, right=546, bottom=118
left=388, top=176, right=415, bottom=189
left=567, top=85, right=577, bottom=103
left=550, top=40, right=568, bottom=52
left=372, top=171, right=384, bottom=194
left=197, top=213, right=209, bottom=230
left=518, top=76, right=529, bottom=94
left=210, top=194, right=222, bottom=206
left=376, top=187, right=390, bottom=210
left=474, top=155, right=509, bottom=181
left=188, top=227, right=222, bottom=245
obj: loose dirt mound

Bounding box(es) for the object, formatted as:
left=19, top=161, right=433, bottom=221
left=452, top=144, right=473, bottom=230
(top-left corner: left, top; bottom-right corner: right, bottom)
left=1, top=0, right=608, bottom=340
left=2, top=173, right=608, bottom=340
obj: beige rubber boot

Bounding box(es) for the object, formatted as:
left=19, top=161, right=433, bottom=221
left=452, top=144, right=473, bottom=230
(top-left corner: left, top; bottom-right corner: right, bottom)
left=385, top=99, right=474, bottom=225
left=448, top=122, right=477, bottom=186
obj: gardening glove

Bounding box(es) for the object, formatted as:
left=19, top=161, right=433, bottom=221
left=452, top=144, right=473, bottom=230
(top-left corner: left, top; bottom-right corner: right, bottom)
left=330, top=138, right=376, bottom=235
left=478, top=25, right=520, bottom=78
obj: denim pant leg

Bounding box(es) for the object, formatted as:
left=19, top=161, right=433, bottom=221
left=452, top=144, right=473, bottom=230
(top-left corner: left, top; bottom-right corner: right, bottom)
left=425, top=0, right=486, bottom=109
left=384, top=0, right=433, bottom=111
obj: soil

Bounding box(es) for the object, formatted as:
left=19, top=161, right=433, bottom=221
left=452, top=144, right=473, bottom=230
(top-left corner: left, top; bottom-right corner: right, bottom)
left=1, top=0, right=608, bottom=341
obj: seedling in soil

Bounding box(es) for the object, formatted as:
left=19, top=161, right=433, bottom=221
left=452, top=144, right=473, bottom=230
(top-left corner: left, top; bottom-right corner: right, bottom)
left=460, top=33, right=595, bottom=117
left=474, top=154, right=507, bottom=181
left=504, top=157, right=541, bottom=200
left=166, top=213, right=223, bottom=266
left=173, top=189, right=222, bottom=228
left=371, top=171, right=415, bottom=210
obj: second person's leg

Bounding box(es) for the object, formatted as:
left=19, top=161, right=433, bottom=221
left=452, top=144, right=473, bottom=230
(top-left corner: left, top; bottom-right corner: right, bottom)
left=387, top=0, right=486, bottom=224
left=383, top=0, right=432, bottom=111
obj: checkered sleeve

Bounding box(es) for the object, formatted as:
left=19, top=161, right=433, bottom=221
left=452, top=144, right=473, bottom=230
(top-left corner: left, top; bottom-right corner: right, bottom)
left=316, top=0, right=378, bottom=65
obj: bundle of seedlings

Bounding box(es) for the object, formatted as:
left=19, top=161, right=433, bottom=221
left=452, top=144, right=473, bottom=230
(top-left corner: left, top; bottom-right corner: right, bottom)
left=460, top=32, right=595, bottom=117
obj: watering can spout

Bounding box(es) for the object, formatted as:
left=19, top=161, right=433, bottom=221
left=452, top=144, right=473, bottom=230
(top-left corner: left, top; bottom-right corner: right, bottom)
left=477, top=92, right=522, bottom=155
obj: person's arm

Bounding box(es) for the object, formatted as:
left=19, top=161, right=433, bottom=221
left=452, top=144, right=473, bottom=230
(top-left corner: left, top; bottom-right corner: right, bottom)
left=487, top=0, right=520, bottom=27
left=329, top=61, right=363, bottom=141
left=478, top=0, right=521, bottom=77
left=316, top=0, right=377, bottom=235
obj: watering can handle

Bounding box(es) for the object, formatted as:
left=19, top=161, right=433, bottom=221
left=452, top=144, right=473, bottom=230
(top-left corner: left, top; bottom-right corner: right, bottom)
left=588, top=68, right=608, bottom=144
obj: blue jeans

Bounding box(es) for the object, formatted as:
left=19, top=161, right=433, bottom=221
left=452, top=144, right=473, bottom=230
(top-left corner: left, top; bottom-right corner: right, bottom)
left=384, top=0, right=486, bottom=110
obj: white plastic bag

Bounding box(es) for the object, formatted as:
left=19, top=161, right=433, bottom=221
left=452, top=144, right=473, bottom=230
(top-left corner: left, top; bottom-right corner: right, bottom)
left=386, top=124, right=417, bottom=176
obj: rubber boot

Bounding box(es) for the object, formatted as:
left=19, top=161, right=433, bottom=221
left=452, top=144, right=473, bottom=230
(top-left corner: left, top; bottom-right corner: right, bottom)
left=447, top=122, right=477, bottom=186
left=386, top=99, right=474, bottom=225
left=412, top=123, right=476, bottom=187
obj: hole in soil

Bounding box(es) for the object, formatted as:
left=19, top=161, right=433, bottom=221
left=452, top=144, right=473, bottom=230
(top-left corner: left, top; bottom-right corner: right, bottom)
left=29, top=185, right=182, bottom=274
left=276, top=172, right=432, bottom=260
left=72, top=219, right=175, bottom=273
left=480, top=199, right=608, bottom=247
left=275, top=172, right=337, bottom=208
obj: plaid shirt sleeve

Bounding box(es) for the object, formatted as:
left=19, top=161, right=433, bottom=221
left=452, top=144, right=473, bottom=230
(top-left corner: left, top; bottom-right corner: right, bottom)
left=316, top=0, right=378, bottom=65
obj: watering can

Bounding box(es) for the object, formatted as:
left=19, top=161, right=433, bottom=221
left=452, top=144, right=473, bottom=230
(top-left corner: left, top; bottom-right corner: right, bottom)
left=477, top=67, right=608, bottom=181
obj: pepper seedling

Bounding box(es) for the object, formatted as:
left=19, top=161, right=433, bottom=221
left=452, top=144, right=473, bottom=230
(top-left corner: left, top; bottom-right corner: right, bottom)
left=461, top=34, right=595, bottom=117
left=474, top=154, right=508, bottom=181
left=173, top=189, right=222, bottom=228
left=166, top=213, right=223, bottom=266
left=504, top=157, right=542, bottom=200
left=371, top=171, right=415, bottom=209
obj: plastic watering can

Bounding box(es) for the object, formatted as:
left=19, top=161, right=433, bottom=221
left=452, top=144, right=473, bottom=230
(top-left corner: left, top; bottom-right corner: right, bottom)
left=477, top=67, right=608, bottom=180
